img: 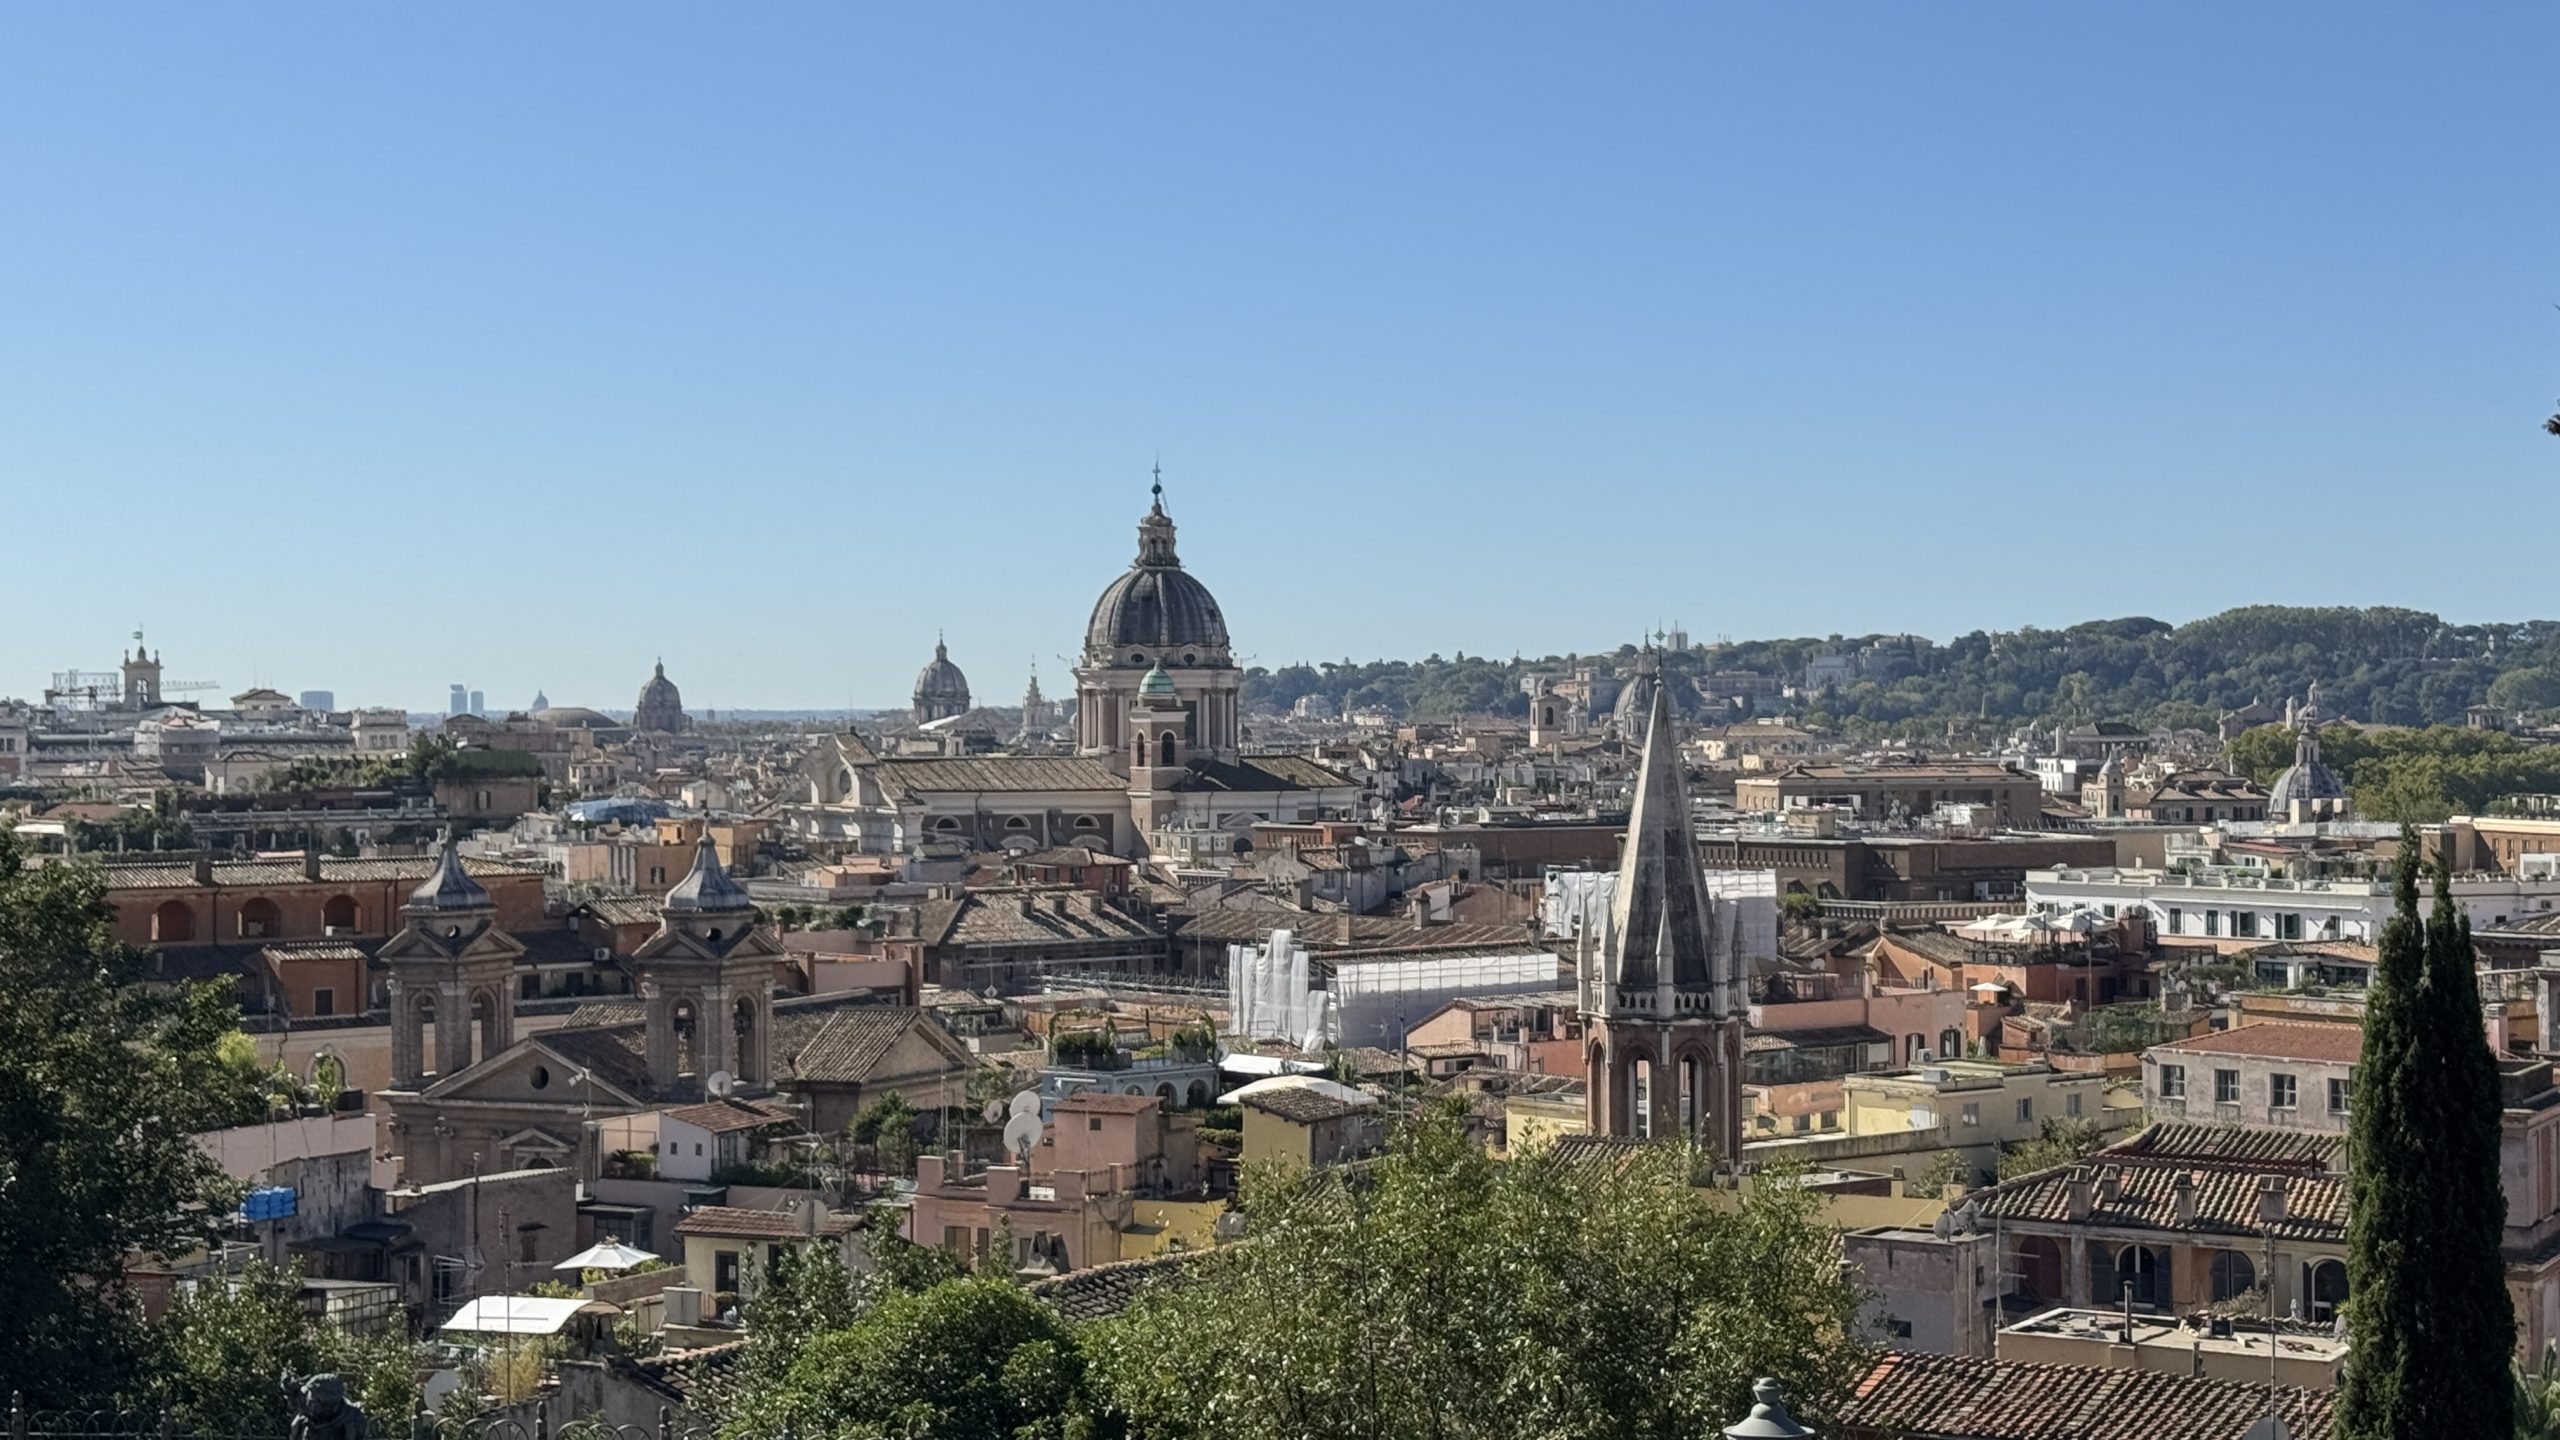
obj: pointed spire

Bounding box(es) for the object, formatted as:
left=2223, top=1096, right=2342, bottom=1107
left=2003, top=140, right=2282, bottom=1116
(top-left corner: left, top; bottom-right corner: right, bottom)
left=1605, top=685, right=1719, bottom=997
left=663, top=830, right=751, bottom=915
left=407, top=830, right=492, bottom=915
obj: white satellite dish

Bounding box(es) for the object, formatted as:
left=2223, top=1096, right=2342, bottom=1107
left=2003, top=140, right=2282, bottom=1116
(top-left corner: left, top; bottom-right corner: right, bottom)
left=982, top=1099, right=1008, bottom=1124
left=1000, top=1090, right=1045, bottom=1161
left=706, top=1070, right=734, bottom=1099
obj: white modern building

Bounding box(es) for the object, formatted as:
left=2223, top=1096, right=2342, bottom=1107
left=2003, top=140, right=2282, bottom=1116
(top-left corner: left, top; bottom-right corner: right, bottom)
left=2025, top=863, right=2560, bottom=944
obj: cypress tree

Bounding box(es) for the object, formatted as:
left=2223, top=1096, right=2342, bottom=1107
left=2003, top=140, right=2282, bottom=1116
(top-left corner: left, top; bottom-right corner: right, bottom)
left=2339, top=830, right=2515, bottom=1439
left=2338, top=839, right=2424, bottom=1438
left=2417, top=838, right=2514, bottom=1434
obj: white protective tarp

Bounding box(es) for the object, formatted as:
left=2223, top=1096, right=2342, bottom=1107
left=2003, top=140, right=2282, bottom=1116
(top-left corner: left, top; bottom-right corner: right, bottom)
left=437, top=1295, right=598, bottom=1336
left=1226, top=928, right=1336, bottom=1048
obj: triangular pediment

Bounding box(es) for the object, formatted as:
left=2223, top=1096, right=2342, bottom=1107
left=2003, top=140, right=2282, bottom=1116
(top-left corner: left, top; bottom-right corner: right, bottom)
left=418, top=1034, right=649, bottom=1109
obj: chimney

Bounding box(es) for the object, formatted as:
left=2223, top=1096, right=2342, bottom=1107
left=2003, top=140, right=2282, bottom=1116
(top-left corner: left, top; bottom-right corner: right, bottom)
left=662, top=1287, right=703, bottom=1327
left=193, top=854, right=215, bottom=886
left=304, top=848, right=323, bottom=882
left=2172, top=1171, right=2198, bottom=1225
left=2256, top=1174, right=2289, bottom=1226
left=2096, top=1165, right=2122, bottom=1205
left=2066, top=1166, right=2096, bottom=1221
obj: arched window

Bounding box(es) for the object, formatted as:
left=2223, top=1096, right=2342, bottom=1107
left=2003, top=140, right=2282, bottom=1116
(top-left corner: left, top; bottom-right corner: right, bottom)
left=2305, top=1260, right=2349, bottom=1321
left=1072, top=815, right=1101, bottom=831
left=323, top=894, right=359, bottom=931
left=238, top=897, right=283, bottom=939
left=2112, top=1245, right=2168, bottom=1308
left=152, top=900, right=196, bottom=943
left=2008, top=1236, right=2063, bottom=1305
left=1186, top=1080, right=1208, bottom=1107
left=931, top=816, right=961, bottom=832
left=1004, top=816, right=1031, bottom=831
left=1159, top=733, right=1178, bottom=766
left=2209, top=1249, right=2257, bottom=1303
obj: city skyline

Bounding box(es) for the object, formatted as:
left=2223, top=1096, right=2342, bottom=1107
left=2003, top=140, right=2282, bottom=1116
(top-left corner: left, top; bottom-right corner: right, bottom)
left=8, top=4, right=2559, bottom=707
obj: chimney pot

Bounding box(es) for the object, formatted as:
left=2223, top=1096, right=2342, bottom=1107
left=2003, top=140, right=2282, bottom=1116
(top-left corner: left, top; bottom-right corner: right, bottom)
left=2256, top=1174, right=2288, bottom=1225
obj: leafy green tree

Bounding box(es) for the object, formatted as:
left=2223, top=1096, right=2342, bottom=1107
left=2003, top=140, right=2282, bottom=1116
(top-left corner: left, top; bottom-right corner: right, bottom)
left=2488, top=667, right=2560, bottom=713
left=0, top=833, right=259, bottom=1405
left=1904, top=1151, right=1974, bottom=1198
left=724, top=1275, right=1089, bottom=1440
left=2518, top=1344, right=2560, bottom=1440
left=2339, top=833, right=2514, bottom=1439
left=1083, top=1103, right=1869, bottom=1440
left=140, top=1261, right=422, bottom=1429
left=1996, top=1118, right=2105, bottom=1181
left=854, top=1091, right=921, bottom=1177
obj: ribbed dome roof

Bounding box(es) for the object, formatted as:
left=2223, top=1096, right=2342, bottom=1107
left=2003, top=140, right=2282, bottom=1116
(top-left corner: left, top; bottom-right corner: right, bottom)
left=407, top=834, right=491, bottom=914
left=636, top=661, right=681, bottom=711
left=663, top=832, right=752, bottom=914
left=1085, top=495, right=1229, bottom=663
left=2267, top=755, right=2348, bottom=808
left=913, top=639, right=972, bottom=705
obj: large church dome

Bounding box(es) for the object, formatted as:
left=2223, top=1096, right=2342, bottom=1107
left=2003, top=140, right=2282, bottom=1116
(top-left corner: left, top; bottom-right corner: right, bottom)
left=633, top=660, right=687, bottom=734
left=912, top=638, right=972, bottom=723
left=1084, top=491, right=1230, bottom=666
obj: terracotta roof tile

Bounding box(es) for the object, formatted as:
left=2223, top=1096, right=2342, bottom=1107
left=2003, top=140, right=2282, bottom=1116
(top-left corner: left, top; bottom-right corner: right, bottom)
left=2154, top=1024, right=2361, bottom=1064
left=674, top=1204, right=859, bottom=1240
left=1837, top=1350, right=2335, bottom=1440
left=1028, top=1247, right=1219, bottom=1323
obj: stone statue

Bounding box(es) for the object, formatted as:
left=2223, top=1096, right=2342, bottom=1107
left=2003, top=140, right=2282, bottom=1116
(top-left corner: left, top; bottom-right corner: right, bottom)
left=282, top=1372, right=368, bottom=1440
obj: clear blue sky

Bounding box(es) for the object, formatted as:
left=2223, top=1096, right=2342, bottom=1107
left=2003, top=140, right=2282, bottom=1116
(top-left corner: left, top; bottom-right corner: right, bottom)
left=6, top=5, right=2556, bottom=712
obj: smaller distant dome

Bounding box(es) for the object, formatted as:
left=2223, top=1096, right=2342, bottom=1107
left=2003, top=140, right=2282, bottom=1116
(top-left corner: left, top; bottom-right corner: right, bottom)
left=1138, top=660, right=1178, bottom=700
left=534, top=706, right=616, bottom=729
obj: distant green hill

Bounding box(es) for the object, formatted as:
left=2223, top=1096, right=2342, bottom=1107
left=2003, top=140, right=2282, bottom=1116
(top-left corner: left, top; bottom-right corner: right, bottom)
left=1243, top=605, right=2560, bottom=733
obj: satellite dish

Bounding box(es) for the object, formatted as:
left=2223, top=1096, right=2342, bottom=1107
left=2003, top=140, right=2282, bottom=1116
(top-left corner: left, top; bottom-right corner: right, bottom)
left=706, top=1070, right=734, bottom=1099
left=982, top=1099, right=1008, bottom=1124
left=1010, top=1089, right=1043, bottom=1119
left=1002, top=1111, right=1043, bottom=1160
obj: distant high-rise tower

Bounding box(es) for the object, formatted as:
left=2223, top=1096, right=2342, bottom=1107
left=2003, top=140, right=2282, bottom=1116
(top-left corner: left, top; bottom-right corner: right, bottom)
left=468, top=690, right=485, bottom=717
left=447, top=684, right=468, bottom=717
left=298, top=690, right=335, bottom=713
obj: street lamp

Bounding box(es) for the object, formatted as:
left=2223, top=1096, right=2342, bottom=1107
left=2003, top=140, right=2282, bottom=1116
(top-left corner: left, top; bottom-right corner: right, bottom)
left=1724, top=1378, right=1813, bottom=1440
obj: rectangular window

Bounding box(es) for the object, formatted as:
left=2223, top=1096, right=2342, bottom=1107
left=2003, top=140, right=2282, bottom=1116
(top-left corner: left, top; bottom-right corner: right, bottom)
left=2327, top=1078, right=2351, bottom=1114
left=2280, top=912, right=2304, bottom=941
left=2160, top=1064, right=2185, bottom=1099
left=2067, top=1091, right=2083, bottom=1118
left=1088, top=1117, right=1103, bottom=1132
left=1792, top=1113, right=1811, bottom=1133
left=1820, top=1110, right=1840, bottom=1130
left=2016, top=1098, right=2033, bottom=1124
left=2234, top=912, right=2259, bottom=938
left=2205, top=911, right=2221, bottom=937
left=2271, top=1073, right=2298, bottom=1109
left=2166, top=907, right=2182, bottom=934
left=1961, top=1103, right=1981, bottom=1127
left=312, top=988, right=334, bottom=1017
left=2215, top=1069, right=2240, bottom=1104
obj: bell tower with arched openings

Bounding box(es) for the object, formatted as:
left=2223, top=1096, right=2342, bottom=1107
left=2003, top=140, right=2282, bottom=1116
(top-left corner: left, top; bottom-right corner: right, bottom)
left=380, top=833, right=525, bottom=1087
left=632, top=832, right=779, bottom=1093
left=1579, top=684, right=1748, bottom=1159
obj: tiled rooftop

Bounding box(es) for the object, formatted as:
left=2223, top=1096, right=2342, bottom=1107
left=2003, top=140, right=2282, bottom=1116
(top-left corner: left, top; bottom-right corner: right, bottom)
left=2153, top=1023, right=2361, bottom=1064
left=1838, top=1350, right=2335, bottom=1440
